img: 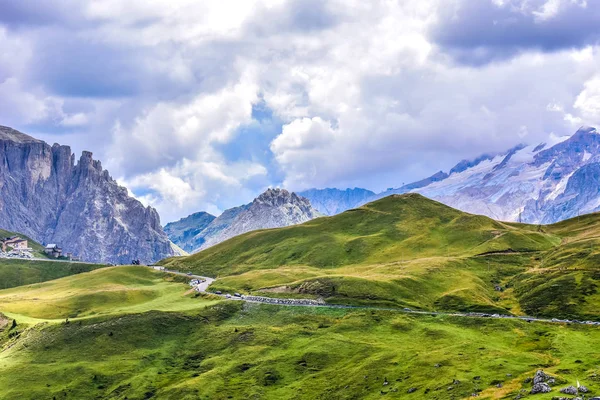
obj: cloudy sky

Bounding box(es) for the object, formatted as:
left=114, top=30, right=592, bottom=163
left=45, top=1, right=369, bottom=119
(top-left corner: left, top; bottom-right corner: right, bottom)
left=1, top=0, right=599, bottom=222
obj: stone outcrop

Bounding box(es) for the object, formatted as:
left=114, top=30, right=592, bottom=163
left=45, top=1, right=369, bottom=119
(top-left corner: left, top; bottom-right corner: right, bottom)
left=164, top=211, right=216, bottom=253
left=197, top=188, right=320, bottom=251
left=560, top=386, right=578, bottom=395
left=531, top=382, right=552, bottom=394
left=0, top=125, right=173, bottom=264
left=169, top=188, right=320, bottom=253
left=530, top=370, right=554, bottom=394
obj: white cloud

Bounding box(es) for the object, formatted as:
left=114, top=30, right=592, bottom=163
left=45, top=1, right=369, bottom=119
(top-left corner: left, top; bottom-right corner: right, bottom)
left=108, top=70, right=259, bottom=174
left=122, top=157, right=268, bottom=222
left=574, top=75, right=600, bottom=125
left=59, top=112, right=89, bottom=127
left=1, top=0, right=599, bottom=221
left=533, top=0, right=563, bottom=21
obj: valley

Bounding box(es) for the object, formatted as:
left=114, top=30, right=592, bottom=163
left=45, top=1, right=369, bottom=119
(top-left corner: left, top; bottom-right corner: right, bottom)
left=2, top=194, right=600, bottom=399
left=1, top=276, right=599, bottom=400
left=2, top=3, right=599, bottom=399
left=161, top=194, right=600, bottom=321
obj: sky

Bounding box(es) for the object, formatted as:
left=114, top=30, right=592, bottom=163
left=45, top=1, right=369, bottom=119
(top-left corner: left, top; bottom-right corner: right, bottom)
left=0, top=0, right=599, bottom=223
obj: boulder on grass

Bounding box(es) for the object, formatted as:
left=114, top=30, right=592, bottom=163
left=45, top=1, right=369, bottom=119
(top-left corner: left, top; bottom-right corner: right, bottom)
left=531, top=382, right=552, bottom=394
left=560, top=386, right=578, bottom=395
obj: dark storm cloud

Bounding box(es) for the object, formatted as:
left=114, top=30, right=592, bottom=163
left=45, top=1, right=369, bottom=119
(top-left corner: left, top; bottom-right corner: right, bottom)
left=31, top=38, right=143, bottom=98
left=25, top=30, right=242, bottom=99
left=431, top=0, right=600, bottom=65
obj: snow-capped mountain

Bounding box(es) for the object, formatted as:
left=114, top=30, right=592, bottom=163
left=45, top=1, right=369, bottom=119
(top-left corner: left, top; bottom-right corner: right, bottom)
left=370, top=126, right=600, bottom=223
left=298, top=188, right=375, bottom=216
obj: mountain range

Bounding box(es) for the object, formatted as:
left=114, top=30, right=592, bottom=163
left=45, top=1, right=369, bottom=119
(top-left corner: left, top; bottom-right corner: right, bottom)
left=165, top=188, right=320, bottom=253
left=301, top=126, right=600, bottom=224
left=0, top=126, right=173, bottom=264
left=167, top=126, right=600, bottom=251
left=6, top=123, right=599, bottom=262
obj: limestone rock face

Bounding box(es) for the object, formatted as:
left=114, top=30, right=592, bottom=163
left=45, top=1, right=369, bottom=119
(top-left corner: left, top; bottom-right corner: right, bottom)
left=0, top=125, right=174, bottom=264
left=197, top=188, right=320, bottom=251
left=164, top=212, right=216, bottom=253
left=168, top=188, right=320, bottom=253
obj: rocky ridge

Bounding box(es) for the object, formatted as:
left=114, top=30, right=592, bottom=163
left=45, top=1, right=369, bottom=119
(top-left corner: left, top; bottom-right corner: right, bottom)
left=0, top=125, right=173, bottom=264
left=168, top=189, right=320, bottom=253
left=196, top=188, right=320, bottom=251
left=164, top=212, right=216, bottom=253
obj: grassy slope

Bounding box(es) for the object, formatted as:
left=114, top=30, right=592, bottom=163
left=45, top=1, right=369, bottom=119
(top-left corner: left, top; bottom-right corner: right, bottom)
left=161, top=194, right=600, bottom=320
left=0, top=266, right=219, bottom=321
left=1, top=302, right=599, bottom=400
left=0, top=258, right=105, bottom=290
left=162, top=194, right=558, bottom=275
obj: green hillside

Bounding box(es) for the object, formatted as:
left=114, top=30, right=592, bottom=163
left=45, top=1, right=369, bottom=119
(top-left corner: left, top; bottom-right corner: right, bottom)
left=2, top=195, right=600, bottom=399
left=1, top=300, right=599, bottom=400
left=162, top=194, right=559, bottom=275
left=160, top=194, right=600, bottom=320
left=0, top=258, right=104, bottom=290
left=1, top=260, right=599, bottom=399
left=0, top=266, right=219, bottom=321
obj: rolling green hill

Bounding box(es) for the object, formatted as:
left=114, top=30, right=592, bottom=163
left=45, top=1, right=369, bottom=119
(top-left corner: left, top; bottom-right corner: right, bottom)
left=0, top=257, right=599, bottom=399
left=0, top=258, right=104, bottom=290
left=0, top=266, right=219, bottom=321
left=0, top=228, right=107, bottom=289
left=162, top=194, right=559, bottom=274
left=1, top=299, right=599, bottom=400
left=160, top=194, right=600, bottom=320
left=2, top=195, right=600, bottom=399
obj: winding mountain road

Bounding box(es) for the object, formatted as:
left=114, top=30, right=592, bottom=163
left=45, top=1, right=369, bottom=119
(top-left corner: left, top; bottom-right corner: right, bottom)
left=153, top=266, right=600, bottom=327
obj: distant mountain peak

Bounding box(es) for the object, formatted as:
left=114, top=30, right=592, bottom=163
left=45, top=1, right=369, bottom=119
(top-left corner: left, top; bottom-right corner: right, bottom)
left=255, top=188, right=306, bottom=207
left=163, top=211, right=217, bottom=253
left=167, top=188, right=320, bottom=253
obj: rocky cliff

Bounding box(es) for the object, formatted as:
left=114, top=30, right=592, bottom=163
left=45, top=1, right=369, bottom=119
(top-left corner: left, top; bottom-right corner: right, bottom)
left=197, top=188, right=320, bottom=250
left=164, top=212, right=216, bottom=253
left=168, top=188, right=320, bottom=253
left=0, top=125, right=174, bottom=264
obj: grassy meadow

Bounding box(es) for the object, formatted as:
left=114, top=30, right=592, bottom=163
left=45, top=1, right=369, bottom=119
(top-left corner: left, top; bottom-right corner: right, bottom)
left=1, top=299, right=599, bottom=399
left=2, top=195, right=600, bottom=399
left=161, top=195, right=600, bottom=320
left=0, top=266, right=219, bottom=321
left=0, top=258, right=104, bottom=290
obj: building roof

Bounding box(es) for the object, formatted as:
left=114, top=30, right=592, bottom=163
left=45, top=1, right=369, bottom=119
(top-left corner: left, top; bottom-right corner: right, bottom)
left=45, top=244, right=58, bottom=249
